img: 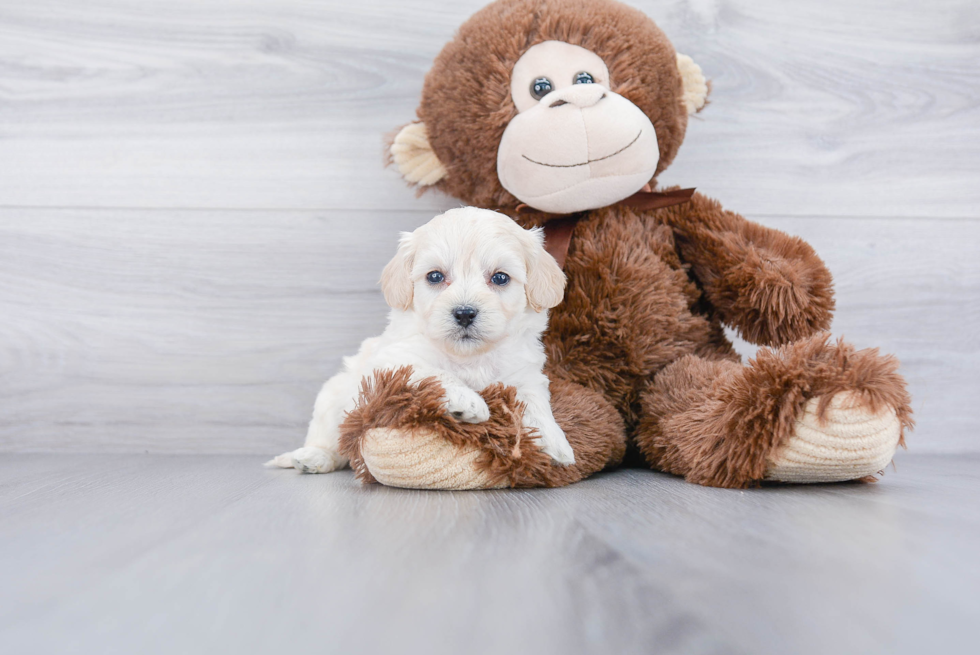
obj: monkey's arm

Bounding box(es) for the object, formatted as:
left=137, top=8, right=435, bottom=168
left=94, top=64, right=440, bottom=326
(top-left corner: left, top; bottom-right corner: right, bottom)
left=660, top=192, right=835, bottom=346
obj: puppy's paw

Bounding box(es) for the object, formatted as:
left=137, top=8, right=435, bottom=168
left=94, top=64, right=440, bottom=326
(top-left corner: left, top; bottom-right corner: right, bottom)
left=534, top=422, right=576, bottom=466
left=287, top=447, right=346, bottom=474
left=444, top=386, right=491, bottom=423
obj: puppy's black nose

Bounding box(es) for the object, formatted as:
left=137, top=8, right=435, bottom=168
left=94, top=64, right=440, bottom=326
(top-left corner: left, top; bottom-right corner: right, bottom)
left=453, top=306, right=478, bottom=328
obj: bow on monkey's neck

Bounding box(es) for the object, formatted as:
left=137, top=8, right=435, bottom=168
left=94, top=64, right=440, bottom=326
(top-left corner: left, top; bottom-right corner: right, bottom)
left=513, top=187, right=697, bottom=269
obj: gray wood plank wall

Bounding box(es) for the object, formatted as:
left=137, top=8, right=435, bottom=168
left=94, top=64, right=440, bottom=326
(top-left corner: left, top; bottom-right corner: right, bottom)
left=1, top=0, right=978, bottom=454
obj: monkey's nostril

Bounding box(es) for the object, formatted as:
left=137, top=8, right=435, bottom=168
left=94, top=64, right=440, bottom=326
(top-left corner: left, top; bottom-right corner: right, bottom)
left=549, top=99, right=568, bottom=108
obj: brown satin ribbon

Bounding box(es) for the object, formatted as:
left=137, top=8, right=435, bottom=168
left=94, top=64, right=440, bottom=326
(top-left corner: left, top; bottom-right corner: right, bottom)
left=527, top=188, right=697, bottom=269
left=541, top=215, right=580, bottom=269
left=620, top=186, right=696, bottom=211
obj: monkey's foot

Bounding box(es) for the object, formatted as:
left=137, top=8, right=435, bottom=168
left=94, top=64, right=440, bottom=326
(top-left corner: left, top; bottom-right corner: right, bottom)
left=765, top=391, right=903, bottom=483
left=359, top=427, right=504, bottom=490
left=338, top=367, right=626, bottom=490
left=636, top=333, right=913, bottom=488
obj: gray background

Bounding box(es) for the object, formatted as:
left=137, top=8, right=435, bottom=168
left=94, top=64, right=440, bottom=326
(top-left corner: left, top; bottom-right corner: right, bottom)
left=1, top=0, right=977, bottom=455
left=2, top=2, right=979, bottom=654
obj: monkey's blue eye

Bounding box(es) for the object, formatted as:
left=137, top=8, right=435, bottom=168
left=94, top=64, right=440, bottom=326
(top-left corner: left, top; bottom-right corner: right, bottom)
left=530, top=77, right=553, bottom=100
left=574, top=71, right=595, bottom=84
left=426, top=271, right=445, bottom=284
left=491, top=272, right=510, bottom=286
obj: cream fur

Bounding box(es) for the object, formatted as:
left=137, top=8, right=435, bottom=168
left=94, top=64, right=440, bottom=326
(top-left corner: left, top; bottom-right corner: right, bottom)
left=266, top=207, right=574, bottom=474
left=391, top=122, right=447, bottom=186
left=676, top=53, right=708, bottom=115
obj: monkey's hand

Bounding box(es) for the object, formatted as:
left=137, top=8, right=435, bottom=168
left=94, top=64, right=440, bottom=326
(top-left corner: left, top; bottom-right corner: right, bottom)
left=710, top=239, right=835, bottom=345
left=664, top=192, right=835, bottom=346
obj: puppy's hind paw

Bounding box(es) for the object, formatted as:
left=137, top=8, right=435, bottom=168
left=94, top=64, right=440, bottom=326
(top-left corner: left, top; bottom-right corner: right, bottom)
left=444, top=386, right=491, bottom=424
left=266, top=447, right=346, bottom=474
left=294, top=447, right=348, bottom=474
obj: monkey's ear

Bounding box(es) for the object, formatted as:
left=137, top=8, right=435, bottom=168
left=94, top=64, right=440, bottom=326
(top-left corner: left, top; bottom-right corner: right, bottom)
left=389, top=122, right=448, bottom=187
left=676, top=54, right=709, bottom=115
left=379, top=232, right=416, bottom=311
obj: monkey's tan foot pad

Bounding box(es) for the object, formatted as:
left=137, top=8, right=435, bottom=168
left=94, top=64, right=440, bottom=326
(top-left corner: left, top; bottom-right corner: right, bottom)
left=765, top=391, right=902, bottom=483
left=359, top=427, right=507, bottom=490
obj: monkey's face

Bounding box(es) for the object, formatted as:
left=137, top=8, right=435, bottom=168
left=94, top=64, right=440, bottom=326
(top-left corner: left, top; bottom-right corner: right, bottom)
left=496, top=41, right=660, bottom=214
left=391, top=0, right=710, bottom=216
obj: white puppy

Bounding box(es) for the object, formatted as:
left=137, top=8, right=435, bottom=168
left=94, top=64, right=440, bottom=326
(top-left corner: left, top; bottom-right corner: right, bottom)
left=267, top=206, right=575, bottom=474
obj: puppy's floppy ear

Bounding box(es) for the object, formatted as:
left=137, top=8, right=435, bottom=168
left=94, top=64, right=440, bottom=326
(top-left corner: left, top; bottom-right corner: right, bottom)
left=380, top=232, right=416, bottom=310
left=676, top=54, right=709, bottom=115
left=522, top=227, right=566, bottom=312
left=389, top=122, right=448, bottom=187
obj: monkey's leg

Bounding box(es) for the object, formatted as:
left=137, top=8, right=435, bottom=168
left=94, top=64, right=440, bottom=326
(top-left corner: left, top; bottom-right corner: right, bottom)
left=339, top=368, right=626, bottom=489
left=634, top=333, right=913, bottom=488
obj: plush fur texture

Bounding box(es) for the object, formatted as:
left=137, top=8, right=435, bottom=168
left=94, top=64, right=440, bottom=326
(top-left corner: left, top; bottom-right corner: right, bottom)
left=416, top=0, right=690, bottom=211
left=342, top=0, right=913, bottom=489
left=636, top=334, right=913, bottom=488
left=339, top=367, right=626, bottom=488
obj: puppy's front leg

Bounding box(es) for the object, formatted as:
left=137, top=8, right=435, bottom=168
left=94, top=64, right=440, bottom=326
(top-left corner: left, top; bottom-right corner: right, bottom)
left=409, top=367, right=490, bottom=424
left=518, top=378, right=576, bottom=466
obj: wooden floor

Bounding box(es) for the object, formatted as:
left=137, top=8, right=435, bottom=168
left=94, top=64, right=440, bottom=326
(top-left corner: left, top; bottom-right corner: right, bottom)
left=1, top=453, right=977, bottom=654
left=2, top=1, right=979, bottom=652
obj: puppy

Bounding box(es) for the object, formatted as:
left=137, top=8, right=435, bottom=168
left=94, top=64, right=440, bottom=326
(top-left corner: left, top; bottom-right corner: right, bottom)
left=267, top=206, right=575, bottom=474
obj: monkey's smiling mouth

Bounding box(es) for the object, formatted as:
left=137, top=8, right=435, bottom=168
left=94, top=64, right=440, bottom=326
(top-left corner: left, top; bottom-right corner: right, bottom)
left=521, top=130, right=643, bottom=168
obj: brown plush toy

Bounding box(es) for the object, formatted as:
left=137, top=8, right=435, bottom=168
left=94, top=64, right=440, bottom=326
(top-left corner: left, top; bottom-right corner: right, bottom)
left=338, top=0, right=913, bottom=489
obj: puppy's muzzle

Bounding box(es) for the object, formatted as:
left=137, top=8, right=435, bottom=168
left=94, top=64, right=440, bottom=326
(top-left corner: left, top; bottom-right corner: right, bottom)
left=452, top=305, right=478, bottom=328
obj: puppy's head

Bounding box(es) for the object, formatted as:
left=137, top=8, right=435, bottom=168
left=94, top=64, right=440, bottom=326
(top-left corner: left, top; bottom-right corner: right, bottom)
left=380, top=207, right=565, bottom=355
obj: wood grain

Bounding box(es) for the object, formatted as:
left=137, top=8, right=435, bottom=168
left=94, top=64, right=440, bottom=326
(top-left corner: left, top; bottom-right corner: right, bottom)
left=0, top=208, right=425, bottom=452
left=1, top=209, right=976, bottom=453
left=0, top=0, right=977, bottom=217
left=1, top=453, right=977, bottom=654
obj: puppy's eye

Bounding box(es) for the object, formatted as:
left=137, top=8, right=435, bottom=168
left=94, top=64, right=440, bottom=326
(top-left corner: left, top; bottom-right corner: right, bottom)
left=426, top=271, right=445, bottom=284
left=490, top=272, right=510, bottom=286
left=573, top=71, right=595, bottom=85
left=530, top=77, right=553, bottom=100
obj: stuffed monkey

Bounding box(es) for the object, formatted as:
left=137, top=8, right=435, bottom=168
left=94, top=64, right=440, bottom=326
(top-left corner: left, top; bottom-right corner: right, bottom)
left=336, top=0, right=913, bottom=489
